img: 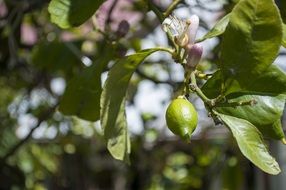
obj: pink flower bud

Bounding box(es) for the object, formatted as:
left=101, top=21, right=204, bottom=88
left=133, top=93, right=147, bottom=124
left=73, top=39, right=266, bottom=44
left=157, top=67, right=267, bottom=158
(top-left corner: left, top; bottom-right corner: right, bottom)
left=188, top=15, right=199, bottom=44
left=116, top=20, right=130, bottom=38
left=186, top=43, right=203, bottom=69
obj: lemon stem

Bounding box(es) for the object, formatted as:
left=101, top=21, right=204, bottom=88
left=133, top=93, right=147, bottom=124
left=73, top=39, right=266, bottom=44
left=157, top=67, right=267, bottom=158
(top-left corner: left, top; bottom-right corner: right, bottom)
left=195, top=71, right=212, bottom=80
left=190, top=71, right=214, bottom=107
left=183, top=71, right=190, bottom=96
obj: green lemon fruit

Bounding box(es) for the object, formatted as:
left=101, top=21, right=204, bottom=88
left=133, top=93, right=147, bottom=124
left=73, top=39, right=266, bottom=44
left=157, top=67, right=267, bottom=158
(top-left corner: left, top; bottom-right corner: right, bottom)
left=165, top=97, right=198, bottom=140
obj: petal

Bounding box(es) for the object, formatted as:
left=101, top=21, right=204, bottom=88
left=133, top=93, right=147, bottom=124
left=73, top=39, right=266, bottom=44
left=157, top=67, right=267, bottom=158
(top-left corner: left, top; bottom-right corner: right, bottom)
left=189, top=15, right=200, bottom=44
left=162, top=17, right=180, bottom=37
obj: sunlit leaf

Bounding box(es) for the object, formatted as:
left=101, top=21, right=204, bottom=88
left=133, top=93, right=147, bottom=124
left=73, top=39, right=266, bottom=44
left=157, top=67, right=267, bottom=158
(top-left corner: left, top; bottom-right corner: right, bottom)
left=196, top=14, right=230, bottom=42
left=100, top=48, right=170, bottom=161
left=220, top=0, right=282, bottom=84
left=216, top=93, right=285, bottom=126
left=218, top=113, right=281, bottom=175
left=215, top=93, right=286, bottom=140
left=202, top=65, right=286, bottom=141
left=202, top=65, right=286, bottom=98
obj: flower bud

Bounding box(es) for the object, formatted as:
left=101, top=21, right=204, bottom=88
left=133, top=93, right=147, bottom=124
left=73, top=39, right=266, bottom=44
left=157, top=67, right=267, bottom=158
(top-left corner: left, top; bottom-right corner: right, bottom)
left=116, top=20, right=130, bottom=38
left=188, top=15, right=199, bottom=44
left=116, top=44, right=127, bottom=58
left=186, top=43, right=203, bottom=69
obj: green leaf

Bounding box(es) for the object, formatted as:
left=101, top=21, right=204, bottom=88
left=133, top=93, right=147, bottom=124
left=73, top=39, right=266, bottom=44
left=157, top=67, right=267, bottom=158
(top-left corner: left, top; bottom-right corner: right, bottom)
left=196, top=14, right=230, bottom=43
left=201, top=71, right=224, bottom=99
left=283, top=24, right=286, bottom=47
left=261, top=119, right=286, bottom=140
left=32, top=41, right=82, bottom=75
left=100, top=48, right=169, bottom=161
left=202, top=65, right=286, bottom=98
left=220, top=0, right=282, bottom=84
left=48, top=0, right=105, bottom=28
left=244, top=65, right=286, bottom=95
left=59, top=42, right=114, bottom=121
left=59, top=60, right=107, bottom=121
left=218, top=113, right=281, bottom=175
left=202, top=65, right=286, bottom=141
left=216, top=93, right=285, bottom=126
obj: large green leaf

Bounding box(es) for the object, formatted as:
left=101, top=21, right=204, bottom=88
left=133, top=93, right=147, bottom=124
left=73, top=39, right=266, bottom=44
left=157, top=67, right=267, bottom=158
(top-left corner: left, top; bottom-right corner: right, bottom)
left=202, top=65, right=286, bottom=140
left=244, top=65, right=286, bottom=94
left=48, top=0, right=105, bottom=28
left=100, top=48, right=169, bottom=161
left=196, top=14, right=230, bottom=43
left=216, top=93, right=285, bottom=127
left=220, top=0, right=282, bottom=84
left=202, top=65, right=286, bottom=98
left=218, top=113, right=281, bottom=175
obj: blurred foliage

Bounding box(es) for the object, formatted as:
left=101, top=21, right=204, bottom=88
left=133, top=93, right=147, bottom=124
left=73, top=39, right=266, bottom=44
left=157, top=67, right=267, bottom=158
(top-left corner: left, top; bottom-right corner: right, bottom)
left=0, top=0, right=284, bottom=189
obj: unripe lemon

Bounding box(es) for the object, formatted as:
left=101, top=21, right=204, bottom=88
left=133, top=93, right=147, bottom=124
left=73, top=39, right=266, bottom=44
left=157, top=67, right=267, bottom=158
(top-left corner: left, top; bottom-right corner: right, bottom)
left=165, top=97, right=198, bottom=140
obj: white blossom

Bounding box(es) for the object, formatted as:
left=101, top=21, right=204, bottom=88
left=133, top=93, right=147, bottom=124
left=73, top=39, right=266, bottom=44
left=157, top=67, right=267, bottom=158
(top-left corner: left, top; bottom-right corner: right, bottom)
left=162, top=14, right=200, bottom=47
left=162, top=15, right=190, bottom=47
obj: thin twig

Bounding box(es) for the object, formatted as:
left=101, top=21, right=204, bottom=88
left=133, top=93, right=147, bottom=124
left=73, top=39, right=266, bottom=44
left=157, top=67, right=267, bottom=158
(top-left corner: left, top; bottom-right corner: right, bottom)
left=163, top=0, right=182, bottom=18
left=148, top=0, right=164, bottom=23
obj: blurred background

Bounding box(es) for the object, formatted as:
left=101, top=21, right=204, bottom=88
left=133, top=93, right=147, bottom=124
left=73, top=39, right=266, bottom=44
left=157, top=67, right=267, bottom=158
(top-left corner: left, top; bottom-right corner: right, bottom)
left=0, top=0, right=285, bottom=189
